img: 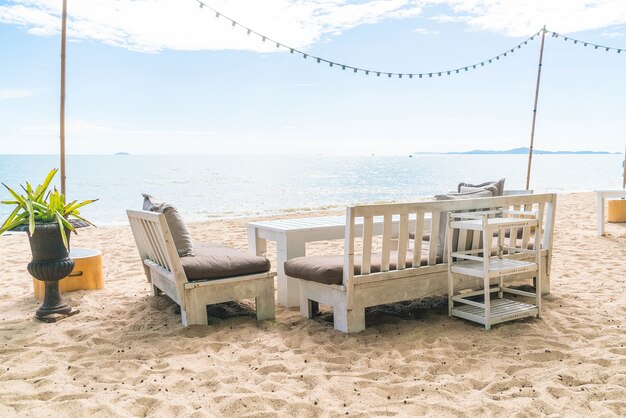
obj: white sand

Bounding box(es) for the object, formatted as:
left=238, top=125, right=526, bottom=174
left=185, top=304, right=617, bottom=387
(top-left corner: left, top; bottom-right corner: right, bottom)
left=0, top=192, right=625, bottom=417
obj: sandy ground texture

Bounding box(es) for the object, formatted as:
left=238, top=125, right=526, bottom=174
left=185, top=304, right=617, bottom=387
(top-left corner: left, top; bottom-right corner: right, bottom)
left=0, top=192, right=624, bottom=417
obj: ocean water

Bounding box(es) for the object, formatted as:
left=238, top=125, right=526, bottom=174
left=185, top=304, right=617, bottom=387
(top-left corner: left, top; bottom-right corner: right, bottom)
left=0, top=154, right=623, bottom=225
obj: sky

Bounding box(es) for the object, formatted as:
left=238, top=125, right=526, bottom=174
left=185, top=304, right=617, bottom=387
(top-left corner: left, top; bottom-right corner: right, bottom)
left=0, top=0, right=625, bottom=155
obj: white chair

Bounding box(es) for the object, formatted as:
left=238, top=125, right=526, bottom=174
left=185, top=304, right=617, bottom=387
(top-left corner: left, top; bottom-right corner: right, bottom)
left=127, top=210, right=275, bottom=326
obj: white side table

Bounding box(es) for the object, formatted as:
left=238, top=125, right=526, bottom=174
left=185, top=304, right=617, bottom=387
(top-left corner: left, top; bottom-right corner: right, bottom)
left=447, top=210, right=542, bottom=330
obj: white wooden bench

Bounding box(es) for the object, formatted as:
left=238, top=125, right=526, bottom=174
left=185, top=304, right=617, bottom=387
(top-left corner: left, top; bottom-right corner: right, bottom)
left=127, top=210, right=276, bottom=326
left=286, top=193, right=557, bottom=333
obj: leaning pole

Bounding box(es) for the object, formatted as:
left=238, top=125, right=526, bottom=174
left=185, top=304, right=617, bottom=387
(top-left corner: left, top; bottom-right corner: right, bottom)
left=525, top=26, right=547, bottom=190
left=60, top=0, right=68, bottom=196
left=623, top=143, right=626, bottom=189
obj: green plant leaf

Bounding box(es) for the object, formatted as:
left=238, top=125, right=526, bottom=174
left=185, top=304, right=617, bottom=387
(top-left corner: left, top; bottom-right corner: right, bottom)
left=56, top=211, right=75, bottom=232
left=1, top=168, right=95, bottom=242
left=54, top=212, right=69, bottom=250
left=70, top=212, right=96, bottom=228
left=64, top=199, right=99, bottom=215
left=0, top=212, right=29, bottom=234
left=34, top=169, right=58, bottom=201
left=48, top=190, right=59, bottom=221
left=23, top=181, right=34, bottom=199
left=0, top=205, right=21, bottom=231
left=2, top=183, right=26, bottom=208
left=31, top=201, right=48, bottom=211
left=25, top=200, right=35, bottom=236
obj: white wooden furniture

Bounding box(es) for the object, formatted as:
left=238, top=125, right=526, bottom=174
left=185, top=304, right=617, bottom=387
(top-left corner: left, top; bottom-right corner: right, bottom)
left=127, top=210, right=276, bottom=326
left=247, top=214, right=430, bottom=307
left=596, top=190, right=626, bottom=236
left=447, top=209, right=542, bottom=329
left=291, top=194, right=556, bottom=333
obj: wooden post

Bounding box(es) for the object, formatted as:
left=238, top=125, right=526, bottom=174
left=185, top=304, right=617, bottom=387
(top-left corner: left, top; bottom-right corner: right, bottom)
left=525, top=26, right=547, bottom=190
left=60, top=0, right=68, bottom=196
left=623, top=143, right=625, bottom=189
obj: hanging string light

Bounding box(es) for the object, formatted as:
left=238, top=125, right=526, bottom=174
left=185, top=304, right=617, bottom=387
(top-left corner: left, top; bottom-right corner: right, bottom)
left=549, top=31, right=623, bottom=54
left=195, top=0, right=543, bottom=79
left=195, top=1, right=623, bottom=78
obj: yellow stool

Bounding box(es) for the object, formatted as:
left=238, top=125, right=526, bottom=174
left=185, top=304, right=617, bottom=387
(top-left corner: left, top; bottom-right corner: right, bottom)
left=33, top=248, right=104, bottom=300
left=608, top=199, right=626, bottom=223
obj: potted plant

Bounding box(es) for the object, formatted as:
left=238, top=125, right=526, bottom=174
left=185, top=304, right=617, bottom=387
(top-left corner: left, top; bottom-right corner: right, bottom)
left=0, top=169, right=97, bottom=321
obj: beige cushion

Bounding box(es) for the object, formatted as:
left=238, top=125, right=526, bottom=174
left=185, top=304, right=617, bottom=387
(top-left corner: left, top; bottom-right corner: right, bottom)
left=284, top=250, right=442, bottom=286
left=457, top=178, right=506, bottom=196
left=181, top=242, right=271, bottom=281
left=142, top=194, right=194, bottom=257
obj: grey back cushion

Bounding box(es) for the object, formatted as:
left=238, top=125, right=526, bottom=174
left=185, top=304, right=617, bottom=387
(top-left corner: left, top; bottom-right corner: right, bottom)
left=433, top=189, right=494, bottom=257
left=142, top=194, right=194, bottom=257
left=460, top=184, right=498, bottom=196
left=457, top=178, right=505, bottom=196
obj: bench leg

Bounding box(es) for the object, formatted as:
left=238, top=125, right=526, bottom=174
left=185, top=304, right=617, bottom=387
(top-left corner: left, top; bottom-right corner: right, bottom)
left=182, top=303, right=208, bottom=326
left=333, top=303, right=365, bottom=333
left=152, top=285, right=162, bottom=296
left=255, top=282, right=276, bottom=321
left=300, top=294, right=319, bottom=319
left=539, top=272, right=550, bottom=296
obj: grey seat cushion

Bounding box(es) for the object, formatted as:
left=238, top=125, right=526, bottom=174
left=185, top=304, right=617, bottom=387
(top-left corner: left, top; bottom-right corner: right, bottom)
left=284, top=250, right=442, bottom=286
left=142, top=193, right=194, bottom=257
left=181, top=242, right=271, bottom=281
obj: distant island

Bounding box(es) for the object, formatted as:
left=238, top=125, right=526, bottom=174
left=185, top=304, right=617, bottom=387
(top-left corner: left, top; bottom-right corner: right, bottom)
left=413, top=147, right=618, bottom=155
left=114, top=152, right=130, bottom=155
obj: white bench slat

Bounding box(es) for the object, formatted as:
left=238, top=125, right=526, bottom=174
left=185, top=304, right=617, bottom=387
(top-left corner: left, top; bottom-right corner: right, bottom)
left=413, top=210, right=425, bottom=267
left=428, top=211, right=441, bottom=266
left=361, top=215, right=373, bottom=275
left=397, top=213, right=409, bottom=270
left=381, top=214, right=392, bottom=272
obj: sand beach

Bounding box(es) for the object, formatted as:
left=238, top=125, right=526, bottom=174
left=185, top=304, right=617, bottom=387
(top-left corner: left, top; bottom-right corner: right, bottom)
left=0, top=191, right=625, bottom=417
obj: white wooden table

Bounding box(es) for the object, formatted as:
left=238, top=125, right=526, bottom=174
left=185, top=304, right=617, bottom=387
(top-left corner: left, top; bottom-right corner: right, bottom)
left=247, top=214, right=430, bottom=307
left=595, top=190, right=626, bottom=236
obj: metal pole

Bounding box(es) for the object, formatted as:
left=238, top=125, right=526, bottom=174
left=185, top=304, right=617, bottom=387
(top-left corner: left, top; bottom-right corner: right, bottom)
left=525, top=26, right=547, bottom=190
left=60, top=0, right=67, bottom=196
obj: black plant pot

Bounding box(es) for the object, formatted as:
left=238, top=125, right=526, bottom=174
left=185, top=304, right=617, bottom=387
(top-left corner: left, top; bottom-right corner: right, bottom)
left=26, top=223, right=75, bottom=319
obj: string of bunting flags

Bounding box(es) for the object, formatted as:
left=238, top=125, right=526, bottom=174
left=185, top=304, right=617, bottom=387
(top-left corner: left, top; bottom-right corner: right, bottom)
left=548, top=31, right=623, bottom=54
left=194, top=0, right=624, bottom=79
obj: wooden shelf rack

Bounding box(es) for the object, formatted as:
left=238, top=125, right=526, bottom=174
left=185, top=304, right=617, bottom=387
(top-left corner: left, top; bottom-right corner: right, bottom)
left=446, top=209, right=543, bottom=330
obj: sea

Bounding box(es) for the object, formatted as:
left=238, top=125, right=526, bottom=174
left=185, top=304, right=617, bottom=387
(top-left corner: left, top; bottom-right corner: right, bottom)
left=0, top=154, right=623, bottom=226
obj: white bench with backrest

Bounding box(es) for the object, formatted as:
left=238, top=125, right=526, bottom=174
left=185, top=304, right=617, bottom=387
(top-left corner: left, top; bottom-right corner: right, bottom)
left=285, top=193, right=556, bottom=333
left=127, top=210, right=276, bottom=326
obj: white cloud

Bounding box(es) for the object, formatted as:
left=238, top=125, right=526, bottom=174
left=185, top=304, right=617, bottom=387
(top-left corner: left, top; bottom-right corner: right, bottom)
left=429, top=14, right=471, bottom=23
left=0, top=0, right=625, bottom=53
left=414, top=27, right=439, bottom=35
left=0, top=0, right=425, bottom=53
left=0, top=88, right=35, bottom=101
left=601, top=31, right=625, bottom=38
left=444, top=0, right=626, bottom=37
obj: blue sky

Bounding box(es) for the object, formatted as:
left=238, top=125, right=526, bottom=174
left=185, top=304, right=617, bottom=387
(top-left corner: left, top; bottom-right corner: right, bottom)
left=0, top=0, right=625, bottom=155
